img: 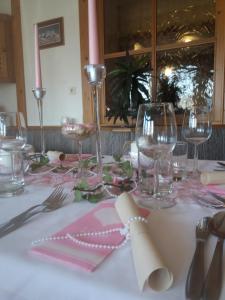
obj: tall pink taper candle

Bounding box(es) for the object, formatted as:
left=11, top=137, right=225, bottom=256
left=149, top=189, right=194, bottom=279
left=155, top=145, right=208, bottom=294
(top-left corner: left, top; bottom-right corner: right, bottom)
left=88, top=0, right=99, bottom=64
left=34, top=24, right=42, bottom=88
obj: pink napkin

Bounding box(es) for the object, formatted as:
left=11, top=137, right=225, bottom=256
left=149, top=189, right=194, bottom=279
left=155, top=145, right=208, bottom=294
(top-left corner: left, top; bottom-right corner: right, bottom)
left=31, top=200, right=149, bottom=271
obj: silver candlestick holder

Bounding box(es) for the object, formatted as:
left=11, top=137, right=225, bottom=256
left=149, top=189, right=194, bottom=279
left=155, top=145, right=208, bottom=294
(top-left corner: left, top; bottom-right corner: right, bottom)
left=84, top=64, right=106, bottom=181
left=32, top=88, right=46, bottom=155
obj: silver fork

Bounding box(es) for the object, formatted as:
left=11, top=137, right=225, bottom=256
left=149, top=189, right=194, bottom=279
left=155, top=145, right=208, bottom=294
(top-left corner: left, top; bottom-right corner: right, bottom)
left=0, top=186, right=67, bottom=238
left=193, top=193, right=225, bottom=209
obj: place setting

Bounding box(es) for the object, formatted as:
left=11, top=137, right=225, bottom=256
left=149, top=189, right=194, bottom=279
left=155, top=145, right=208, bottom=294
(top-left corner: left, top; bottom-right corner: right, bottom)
left=1, top=83, right=225, bottom=300
left=2, top=0, right=225, bottom=299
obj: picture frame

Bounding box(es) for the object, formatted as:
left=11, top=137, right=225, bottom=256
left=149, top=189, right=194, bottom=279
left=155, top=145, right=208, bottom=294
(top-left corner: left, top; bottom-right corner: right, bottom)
left=38, top=17, right=64, bottom=49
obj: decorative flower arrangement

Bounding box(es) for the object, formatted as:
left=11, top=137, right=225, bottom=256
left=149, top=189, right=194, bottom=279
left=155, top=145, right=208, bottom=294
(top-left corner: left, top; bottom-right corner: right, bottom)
left=73, top=157, right=135, bottom=203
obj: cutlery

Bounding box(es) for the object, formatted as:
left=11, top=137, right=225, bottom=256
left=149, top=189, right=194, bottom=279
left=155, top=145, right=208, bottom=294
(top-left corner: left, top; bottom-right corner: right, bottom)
left=0, top=187, right=67, bottom=238
left=193, top=194, right=225, bottom=209
left=0, top=186, right=64, bottom=230
left=202, top=212, right=225, bottom=300
left=207, top=191, right=225, bottom=204
left=185, top=216, right=211, bottom=300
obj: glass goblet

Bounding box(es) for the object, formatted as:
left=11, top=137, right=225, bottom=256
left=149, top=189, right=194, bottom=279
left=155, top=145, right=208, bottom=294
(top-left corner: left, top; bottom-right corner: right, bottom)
left=61, top=117, right=96, bottom=178
left=0, top=112, right=27, bottom=151
left=182, top=106, right=212, bottom=177
left=135, top=103, right=177, bottom=209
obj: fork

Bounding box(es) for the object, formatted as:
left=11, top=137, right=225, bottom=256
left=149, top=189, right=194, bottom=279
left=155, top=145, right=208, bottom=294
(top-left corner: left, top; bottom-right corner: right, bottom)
left=0, top=187, right=67, bottom=237
left=0, top=186, right=64, bottom=229
left=193, top=193, right=225, bottom=209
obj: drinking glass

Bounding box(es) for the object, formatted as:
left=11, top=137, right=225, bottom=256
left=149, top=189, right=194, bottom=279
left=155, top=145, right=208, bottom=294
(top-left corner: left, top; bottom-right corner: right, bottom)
left=0, top=112, right=27, bottom=196
left=135, top=103, right=177, bottom=209
left=61, top=117, right=96, bottom=177
left=182, top=106, right=212, bottom=177
left=0, top=112, right=27, bottom=150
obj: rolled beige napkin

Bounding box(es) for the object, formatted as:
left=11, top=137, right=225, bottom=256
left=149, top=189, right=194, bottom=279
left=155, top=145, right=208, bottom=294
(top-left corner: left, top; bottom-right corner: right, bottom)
left=200, top=171, right=225, bottom=185
left=115, top=193, right=173, bottom=292
left=47, top=151, right=65, bottom=162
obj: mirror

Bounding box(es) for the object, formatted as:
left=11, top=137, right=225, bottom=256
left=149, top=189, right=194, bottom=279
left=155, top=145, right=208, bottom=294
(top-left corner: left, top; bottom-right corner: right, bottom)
left=0, top=0, right=84, bottom=126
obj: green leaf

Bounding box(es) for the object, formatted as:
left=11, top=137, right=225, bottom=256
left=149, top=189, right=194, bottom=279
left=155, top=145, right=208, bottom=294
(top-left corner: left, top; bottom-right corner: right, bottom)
left=119, top=160, right=133, bottom=178
left=30, top=156, right=50, bottom=171
left=40, top=156, right=49, bottom=164
left=113, top=154, right=122, bottom=162
left=86, top=193, right=104, bottom=203
left=74, top=180, right=89, bottom=190
left=103, top=173, right=113, bottom=183
left=74, top=190, right=83, bottom=202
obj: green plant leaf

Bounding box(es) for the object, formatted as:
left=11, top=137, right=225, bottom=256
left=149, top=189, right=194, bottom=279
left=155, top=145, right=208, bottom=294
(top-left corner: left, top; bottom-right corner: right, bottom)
left=86, top=193, right=104, bottom=203
left=113, top=154, right=122, bottom=162
left=119, top=160, right=133, bottom=178
left=107, top=52, right=151, bottom=124
left=74, top=190, right=84, bottom=202
left=30, top=156, right=50, bottom=171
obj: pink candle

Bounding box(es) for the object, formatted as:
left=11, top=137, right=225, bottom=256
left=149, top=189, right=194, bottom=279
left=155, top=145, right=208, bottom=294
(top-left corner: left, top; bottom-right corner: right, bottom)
left=88, top=0, right=99, bottom=64
left=34, top=24, right=42, bottom=89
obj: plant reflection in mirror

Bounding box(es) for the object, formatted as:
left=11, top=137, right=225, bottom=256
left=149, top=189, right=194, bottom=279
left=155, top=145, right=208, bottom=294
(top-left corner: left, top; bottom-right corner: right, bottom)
left=106, top=51, right=151, bottom=125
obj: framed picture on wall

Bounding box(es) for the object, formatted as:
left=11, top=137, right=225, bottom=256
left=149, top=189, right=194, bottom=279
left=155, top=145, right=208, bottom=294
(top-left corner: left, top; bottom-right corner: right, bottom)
left=38, top=17, right=64, bottom=49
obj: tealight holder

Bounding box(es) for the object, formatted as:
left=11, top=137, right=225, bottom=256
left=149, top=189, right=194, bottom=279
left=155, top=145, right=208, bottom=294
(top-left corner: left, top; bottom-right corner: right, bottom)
left=32, top=88, right=46, bottom=155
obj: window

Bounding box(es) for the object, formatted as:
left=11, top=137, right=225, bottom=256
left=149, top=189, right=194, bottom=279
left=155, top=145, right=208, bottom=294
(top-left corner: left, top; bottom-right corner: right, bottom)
left=80, top=0, right=225, bottom=127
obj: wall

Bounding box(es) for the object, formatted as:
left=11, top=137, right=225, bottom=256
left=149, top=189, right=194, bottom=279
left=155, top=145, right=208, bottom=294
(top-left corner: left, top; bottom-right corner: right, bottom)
left=0, top=0, right=11, bottom=13
left=20, top=0, right=83, bottom=126
left=0, top=0, right=17, bottom=112
left=27, top=126, right=225, bottom=160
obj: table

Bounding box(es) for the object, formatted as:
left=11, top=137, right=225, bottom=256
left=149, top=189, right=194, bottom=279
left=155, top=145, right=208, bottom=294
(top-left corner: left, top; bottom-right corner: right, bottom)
left=0, top=160, right=225, bottom=300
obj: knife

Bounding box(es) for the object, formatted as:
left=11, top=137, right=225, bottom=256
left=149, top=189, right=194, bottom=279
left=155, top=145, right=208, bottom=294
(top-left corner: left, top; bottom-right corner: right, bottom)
left=0, top=210, right=42, bottom=238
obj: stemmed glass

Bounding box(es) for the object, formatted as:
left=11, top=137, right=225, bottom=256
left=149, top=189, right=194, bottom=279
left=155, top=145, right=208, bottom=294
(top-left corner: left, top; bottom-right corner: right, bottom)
left=135, top=103, right=177, bottom=209
left=182, top=106, right=212, bottom=177
left=61, top=117, right=96, bottom=178
left=0, top=112, right=27, bottom=151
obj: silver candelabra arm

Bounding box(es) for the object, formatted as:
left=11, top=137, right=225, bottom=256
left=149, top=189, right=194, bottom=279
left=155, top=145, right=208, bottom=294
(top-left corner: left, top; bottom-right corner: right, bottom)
left=84, top=64, right=106, bottom=181
left=32, top=88, right=46, bottom=155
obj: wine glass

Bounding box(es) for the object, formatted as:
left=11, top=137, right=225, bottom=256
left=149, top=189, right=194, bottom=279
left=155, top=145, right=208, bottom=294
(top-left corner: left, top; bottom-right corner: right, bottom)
left=61, top=117, right=96, bottom=178
left=0, top=112, right=27, bottom=151
left=182, top=106, right=212, bottom=177
left=135, top=103, right=177, bottom=209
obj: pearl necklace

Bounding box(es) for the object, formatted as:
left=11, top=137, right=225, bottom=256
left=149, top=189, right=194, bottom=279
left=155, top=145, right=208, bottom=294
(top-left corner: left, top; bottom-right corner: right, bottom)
left=32, top=216, right=148, bottom=250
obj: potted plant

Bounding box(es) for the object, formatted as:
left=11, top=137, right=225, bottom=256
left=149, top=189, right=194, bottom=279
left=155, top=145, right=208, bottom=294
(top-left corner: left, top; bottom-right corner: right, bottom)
left=106, top=51, right=151, bottom=125
left=157, top=75, right=182, bottom=112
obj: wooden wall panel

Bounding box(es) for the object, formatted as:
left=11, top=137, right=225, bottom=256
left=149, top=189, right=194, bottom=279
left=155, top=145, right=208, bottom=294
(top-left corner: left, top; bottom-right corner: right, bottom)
left=11, top=0, right=27, bottom=124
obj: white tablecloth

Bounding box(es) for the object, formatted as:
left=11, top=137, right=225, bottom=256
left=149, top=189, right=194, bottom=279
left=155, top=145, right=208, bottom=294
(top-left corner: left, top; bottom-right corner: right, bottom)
left=0, top=160, right=224, bottom=300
